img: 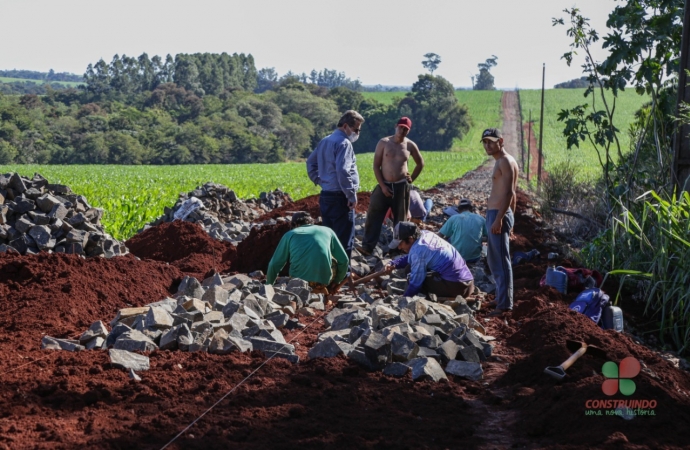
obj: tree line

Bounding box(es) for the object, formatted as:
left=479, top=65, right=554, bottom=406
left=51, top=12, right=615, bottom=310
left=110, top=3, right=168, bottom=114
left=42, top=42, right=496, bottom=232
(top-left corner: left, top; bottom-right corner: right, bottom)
left=0, top=69, right=82, bottom=83
left=0, top=52, right=471, bottom=165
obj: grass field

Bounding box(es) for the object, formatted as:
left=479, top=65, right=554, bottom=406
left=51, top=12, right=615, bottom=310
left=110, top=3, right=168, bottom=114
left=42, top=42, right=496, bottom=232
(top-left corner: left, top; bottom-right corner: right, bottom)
left=519, top=88, right=649, bottom=182
left=0, top=76, right=83, bottom=87
left=6, top=151, right=482, bottom=240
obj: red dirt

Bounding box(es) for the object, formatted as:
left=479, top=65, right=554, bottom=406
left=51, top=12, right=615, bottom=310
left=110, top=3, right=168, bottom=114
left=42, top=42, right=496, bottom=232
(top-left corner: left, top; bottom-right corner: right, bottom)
left=254, top=192, right=371, bottom=222
left=232, top=221, right=292, bottom=274
left=2, top=186, right=690, bottom=449
left=126, top=221, right=237, bottom=280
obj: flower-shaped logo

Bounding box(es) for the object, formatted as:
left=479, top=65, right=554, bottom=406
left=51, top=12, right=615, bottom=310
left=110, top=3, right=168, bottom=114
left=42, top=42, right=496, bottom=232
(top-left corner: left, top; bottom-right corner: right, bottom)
left=602, top=357, right=641, bottom=396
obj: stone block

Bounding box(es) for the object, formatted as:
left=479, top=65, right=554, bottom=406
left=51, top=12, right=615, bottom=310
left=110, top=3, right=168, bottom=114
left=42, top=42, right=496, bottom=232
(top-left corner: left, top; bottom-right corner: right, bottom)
left=272, top=292, right=295, bottom=306
left=41, top=336, right=84, bottom=352
left=177, top=276, right=205, bottom=299
left=308, top=337, right=344, bottom=359
left=15, top=217, right=34, bottom=234
left=224, top=274, right=252, bottom=289
left=105, top=323, right=132, bottom=348
left=407, top=357, right=448, bottom=382
left=391, top=333, right=419, bottom=362
left=85, top=336, right=105, bottom=350
left=110, top=307, right=149, bottom=327
left=383, top=362, right=411, bottom=377
left=113, top=330, right=158, bottom=352
left=202, top=272, right=224, bottom=289
left=406, top=299, right=428, bottom=321
left=182, top=298, right=207, bottom=313
left=80, top=321, right=109, bottom=344
left=259, top=284, right=275, bottom=302
left=203, top=285, right=229, bottom=308
left=159, top=323, right=192, bottom=350
left=266, top=312, right=289, bottom=329
left=445, top=360, right=483, bottom=381
left=457, top=345, right=480, bottom=363
left=436, top=340, right=460, bottom=364
left=250, top=337, right=295, bottom=354
left=348, top=347, right=377, bottom=371
left=36, top=194, right=62, bottom=213
left=417, top=335, right=443, bottom=349
left=222, top=300, right=241, bottom=318
left=257, top=328, right=286, bottom=344
left=203, top=311, right=225, bottom=323
left=109, top=349, right=150, bottom=371
left=416, top=347, right=442, bottom=361
left=145, top=306, right=174, bottom=329
left=422, top=314, right=443, bottom=326
left=363, top=332, right=391, bottom=370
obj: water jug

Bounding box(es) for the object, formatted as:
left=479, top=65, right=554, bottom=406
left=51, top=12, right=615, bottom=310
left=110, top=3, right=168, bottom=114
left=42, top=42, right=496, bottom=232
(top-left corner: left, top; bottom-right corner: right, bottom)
left=545, top=266, right=568, bottom=294
left=601, top=305, right=624, bottom=332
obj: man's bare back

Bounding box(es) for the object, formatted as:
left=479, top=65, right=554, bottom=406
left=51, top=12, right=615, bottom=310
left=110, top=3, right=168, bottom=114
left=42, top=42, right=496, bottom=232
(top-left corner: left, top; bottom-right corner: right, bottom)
left=373, top=126, right=424, bottom=197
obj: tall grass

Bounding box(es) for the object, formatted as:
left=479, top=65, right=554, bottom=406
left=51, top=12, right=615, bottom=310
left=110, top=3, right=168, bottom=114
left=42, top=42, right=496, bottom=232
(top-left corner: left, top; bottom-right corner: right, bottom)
left=582, top=191, right=690, bottom=353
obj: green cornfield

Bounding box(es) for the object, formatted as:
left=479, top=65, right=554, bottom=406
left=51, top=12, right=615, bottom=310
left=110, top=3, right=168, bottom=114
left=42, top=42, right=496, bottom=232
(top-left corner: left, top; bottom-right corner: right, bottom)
left=519, top=88, right=649, bottom=182
left=6, top=151, right=486, bottom=241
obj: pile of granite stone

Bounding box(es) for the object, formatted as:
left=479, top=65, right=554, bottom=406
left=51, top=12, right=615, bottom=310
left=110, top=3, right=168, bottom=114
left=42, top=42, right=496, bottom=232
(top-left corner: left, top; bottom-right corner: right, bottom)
left=145, top=182, right=292, bottom=245
left=42, top=272, right=322, bottom=374
left=307, top=272, right=493, bottom=382
left=0, top=172, right=127, bottom=258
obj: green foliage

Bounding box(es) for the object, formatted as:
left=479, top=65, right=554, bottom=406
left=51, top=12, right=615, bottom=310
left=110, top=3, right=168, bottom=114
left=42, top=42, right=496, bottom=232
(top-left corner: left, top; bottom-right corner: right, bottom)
left=581, top=191, right=690, bottom=353
left=354, top=75, right=471, bottom=152
left=6, top=152, right=485, bottom=240
left=421, top=53, right=441, bottom=74
left=554, top=77, right=591, bottom=89
left=474, top=56, right=498, bottom=90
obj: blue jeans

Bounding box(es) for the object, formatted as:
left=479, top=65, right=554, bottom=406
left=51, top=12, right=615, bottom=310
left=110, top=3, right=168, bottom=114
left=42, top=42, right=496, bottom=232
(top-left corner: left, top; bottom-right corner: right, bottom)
left=319, top=190, right=355, bottom=259
left=486, top=209, right=514, bottom=310
left=423, top=198, right=433, bottom=222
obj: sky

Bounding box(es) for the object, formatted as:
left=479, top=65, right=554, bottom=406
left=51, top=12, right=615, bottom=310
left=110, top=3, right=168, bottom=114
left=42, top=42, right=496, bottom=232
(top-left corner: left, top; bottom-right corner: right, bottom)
left=1, top=0, right=619, bottom=89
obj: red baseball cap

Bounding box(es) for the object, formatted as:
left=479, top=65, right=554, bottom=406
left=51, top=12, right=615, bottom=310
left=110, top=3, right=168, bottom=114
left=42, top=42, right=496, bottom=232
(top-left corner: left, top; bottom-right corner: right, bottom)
left=397, top=117, right=412, bottom=130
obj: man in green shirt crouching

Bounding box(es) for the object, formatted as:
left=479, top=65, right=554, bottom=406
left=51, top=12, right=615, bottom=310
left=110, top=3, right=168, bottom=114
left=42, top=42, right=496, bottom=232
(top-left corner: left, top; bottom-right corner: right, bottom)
left=266, top=212, right=349, bottom=294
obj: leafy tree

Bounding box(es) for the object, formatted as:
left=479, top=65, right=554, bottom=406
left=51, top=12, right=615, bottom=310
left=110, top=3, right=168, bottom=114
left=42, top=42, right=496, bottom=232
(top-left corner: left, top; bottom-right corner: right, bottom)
left=326, top=87, right=364, bottom=112
left=0, top=140, right=17, bottom=163
left=256, top=67, right=278, bottom=93
left=422, top=53, right=442, bottom=74
left=474, top=55, right=498, bottom=90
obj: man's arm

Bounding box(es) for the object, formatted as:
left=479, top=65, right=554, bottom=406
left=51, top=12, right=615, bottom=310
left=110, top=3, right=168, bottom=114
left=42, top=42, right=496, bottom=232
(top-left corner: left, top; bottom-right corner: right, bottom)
left=373, top=139, right=392, bottom=197
left=403, top=253, right=427, bottom=297
left=306, top=149, right=319, bottom=186
left=490, top=158, right=516, bottom=234
left=407, top=141, right=425, bottom=183
left=266, top=234, right=290, bottom=284
left=334, top=141, right=358, bottom=207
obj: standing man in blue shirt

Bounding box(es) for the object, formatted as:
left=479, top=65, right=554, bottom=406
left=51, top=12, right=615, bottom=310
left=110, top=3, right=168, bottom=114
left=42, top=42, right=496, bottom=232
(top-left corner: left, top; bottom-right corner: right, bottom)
left=307, top=110, right=364, bottom=258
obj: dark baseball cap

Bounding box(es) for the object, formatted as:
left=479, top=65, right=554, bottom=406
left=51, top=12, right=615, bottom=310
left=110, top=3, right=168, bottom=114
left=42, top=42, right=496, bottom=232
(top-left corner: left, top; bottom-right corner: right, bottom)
left=397, top=117, right=412, bottom=130
left=388, top=221, right=417, bottom=249
left=458, top=198, right=473, bottom=208
left=481, top=128, right=502, bottom=142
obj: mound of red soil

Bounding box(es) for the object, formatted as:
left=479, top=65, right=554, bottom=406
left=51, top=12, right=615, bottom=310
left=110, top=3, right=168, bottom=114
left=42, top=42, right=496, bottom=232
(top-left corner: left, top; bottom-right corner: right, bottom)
left=126, top=221, right=237, bottom=279
left=0, top=252, right=182, bottom=345
left=254, top=192, right=371, bottom=222
left=233, top=221, right=292, bottom=274
left=496, top=292, right=690, bottom=447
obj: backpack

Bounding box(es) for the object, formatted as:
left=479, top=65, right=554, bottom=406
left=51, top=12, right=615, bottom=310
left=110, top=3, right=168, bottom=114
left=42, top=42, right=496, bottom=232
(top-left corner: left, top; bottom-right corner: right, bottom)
left=568, top=288, right=610, bottom=324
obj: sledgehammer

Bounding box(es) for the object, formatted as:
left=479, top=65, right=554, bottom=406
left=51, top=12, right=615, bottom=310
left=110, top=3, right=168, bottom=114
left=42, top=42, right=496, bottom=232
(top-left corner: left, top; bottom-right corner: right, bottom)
left=544, top=340, right=606, bottom=381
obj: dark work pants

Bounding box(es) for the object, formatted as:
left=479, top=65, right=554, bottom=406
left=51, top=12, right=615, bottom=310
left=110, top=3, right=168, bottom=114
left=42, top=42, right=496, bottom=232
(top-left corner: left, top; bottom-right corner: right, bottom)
left=486, top=209, right=514, bottom=310
left=422, top=272, right=475, bottom=298
left=319, top=190, right=355, bottom=260
left=362, top=181, right=410, bottom=252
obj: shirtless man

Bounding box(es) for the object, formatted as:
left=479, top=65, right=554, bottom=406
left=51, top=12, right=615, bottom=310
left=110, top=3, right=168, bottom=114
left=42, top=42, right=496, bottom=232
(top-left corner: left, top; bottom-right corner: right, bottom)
left=359, top=117, right=425, bottom=254
left=481, top=128, right=518, bottom=316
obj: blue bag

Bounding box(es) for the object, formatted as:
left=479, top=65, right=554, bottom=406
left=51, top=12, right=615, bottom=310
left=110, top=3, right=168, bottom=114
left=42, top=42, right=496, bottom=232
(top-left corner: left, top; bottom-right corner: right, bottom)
left=568, top=288, right=610, bottom=324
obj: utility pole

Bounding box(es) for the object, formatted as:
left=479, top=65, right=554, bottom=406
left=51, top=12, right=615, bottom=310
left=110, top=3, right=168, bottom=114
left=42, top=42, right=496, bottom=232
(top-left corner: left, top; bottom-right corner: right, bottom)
left=537, top=63, right=546, bottom=193
left=673, top=0, right=690, bottom=194
left=527, top=110, right=532, bottom=182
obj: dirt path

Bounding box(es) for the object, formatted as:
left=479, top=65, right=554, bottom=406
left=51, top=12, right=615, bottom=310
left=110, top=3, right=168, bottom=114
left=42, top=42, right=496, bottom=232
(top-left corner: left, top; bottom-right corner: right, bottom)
left=501, top=91, right=523, bottom=166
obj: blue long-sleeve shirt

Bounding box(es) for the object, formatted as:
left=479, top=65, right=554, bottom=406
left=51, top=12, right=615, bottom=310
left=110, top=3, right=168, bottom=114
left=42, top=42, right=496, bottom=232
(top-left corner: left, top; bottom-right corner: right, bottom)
left=306, top=129, right=359, bottom=204
left=391, top=231, right=473, bottom=297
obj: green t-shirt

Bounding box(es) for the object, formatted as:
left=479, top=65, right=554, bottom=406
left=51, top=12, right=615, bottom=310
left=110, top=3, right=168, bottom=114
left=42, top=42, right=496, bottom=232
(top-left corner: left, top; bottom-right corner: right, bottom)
left=266, top=225, right=349, bottom=285
left=439, top=211, right=487, bottom=261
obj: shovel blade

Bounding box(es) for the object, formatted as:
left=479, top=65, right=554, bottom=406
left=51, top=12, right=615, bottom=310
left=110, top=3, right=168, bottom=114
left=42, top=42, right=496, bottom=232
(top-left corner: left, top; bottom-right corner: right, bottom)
left=544, top=366, right=566, bottom=380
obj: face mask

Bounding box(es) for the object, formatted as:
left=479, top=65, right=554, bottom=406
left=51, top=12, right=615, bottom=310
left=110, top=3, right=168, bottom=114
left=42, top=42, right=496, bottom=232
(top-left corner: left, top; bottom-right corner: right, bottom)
left=347, top=132, right=359, bottom=143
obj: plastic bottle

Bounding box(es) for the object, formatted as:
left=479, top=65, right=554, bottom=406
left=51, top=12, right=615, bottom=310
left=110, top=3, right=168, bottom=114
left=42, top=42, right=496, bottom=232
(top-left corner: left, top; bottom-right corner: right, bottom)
left=545, top=254, right=568, bottom=294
